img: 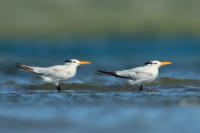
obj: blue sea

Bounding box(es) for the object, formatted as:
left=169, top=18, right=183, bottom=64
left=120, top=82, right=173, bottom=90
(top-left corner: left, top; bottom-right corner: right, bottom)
left=0, top=36, right=200, bottom=133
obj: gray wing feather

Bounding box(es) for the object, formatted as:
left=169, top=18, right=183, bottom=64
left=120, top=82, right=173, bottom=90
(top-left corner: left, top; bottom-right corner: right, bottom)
left=116, top=67, right=153, bottom=80
left=33, top=66, right=67, bottom=77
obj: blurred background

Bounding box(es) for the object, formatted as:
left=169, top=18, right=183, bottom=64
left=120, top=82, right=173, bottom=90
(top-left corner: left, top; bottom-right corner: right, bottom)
left=1, top=0, right=200, bottom=37
left=0, top=0, right=200, bottom=133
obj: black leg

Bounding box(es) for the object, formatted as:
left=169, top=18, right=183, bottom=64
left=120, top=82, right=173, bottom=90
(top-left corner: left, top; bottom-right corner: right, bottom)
left=57, top=84, right=61, bottom=92
left=139, top=85, right=143, bottom=91
left=141, top=85, right=143, bottom=91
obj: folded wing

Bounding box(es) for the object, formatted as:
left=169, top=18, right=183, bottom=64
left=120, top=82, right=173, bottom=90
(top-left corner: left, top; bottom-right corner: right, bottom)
left=116, top=67, right=153, bottom=80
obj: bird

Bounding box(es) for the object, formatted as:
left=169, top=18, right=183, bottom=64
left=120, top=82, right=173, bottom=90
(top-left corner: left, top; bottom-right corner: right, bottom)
left=97, top=61, right=172, bottom=91
left=16, top=59, right=91, bottom=92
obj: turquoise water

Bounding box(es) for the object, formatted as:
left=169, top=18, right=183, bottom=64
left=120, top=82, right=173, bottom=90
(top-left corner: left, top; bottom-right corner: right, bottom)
left=0, top=37, right=200, bottom=133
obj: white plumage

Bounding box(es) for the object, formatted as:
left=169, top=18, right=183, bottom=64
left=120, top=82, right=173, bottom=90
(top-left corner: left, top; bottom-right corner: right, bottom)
left=16, top=59, right=91, bottom=92
left=98, top=61, right=172, bottom=91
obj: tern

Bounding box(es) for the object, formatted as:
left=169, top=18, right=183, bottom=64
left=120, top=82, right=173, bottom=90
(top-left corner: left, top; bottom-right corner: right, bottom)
left=97, top=61, right=172, bottom=91
left=16, top=59, right=91, bottom=92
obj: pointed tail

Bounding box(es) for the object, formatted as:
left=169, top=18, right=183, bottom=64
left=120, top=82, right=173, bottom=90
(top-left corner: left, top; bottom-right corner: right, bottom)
left=97, top=70, right=129, bottom=79
left=16, top=63, right=34, bottom=72
left=97, top=70, right=117, bottom=76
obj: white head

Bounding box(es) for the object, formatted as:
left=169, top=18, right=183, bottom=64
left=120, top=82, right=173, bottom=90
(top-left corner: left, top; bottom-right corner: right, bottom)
left=145, top=60, right=172, bottom=68
left=65, top=59, right=91, bottom=66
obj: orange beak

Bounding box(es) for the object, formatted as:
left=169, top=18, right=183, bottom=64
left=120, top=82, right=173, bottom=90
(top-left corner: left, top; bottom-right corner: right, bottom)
left=79, top=61, right=91, bottom=65
left=160, top=61, right=173, bottom=67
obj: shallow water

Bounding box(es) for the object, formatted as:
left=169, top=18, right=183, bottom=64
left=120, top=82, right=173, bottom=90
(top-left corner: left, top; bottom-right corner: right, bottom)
left=0, top=37, right=200, bottom=133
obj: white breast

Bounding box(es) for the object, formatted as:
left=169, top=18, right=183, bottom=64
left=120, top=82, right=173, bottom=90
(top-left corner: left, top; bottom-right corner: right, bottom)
left=127, top=65, right=159, bottom=85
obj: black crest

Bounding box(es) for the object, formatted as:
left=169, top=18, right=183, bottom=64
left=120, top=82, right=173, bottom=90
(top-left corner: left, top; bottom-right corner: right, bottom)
left=145, top=62, right=152, bottom=65
left=65, top=60, right=71, bottom=63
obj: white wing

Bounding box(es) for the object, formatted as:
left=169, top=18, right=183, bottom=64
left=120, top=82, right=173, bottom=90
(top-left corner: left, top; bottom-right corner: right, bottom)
left=116, top=66, right=153, bottom=80
left=32, top=65, right=75, bottom=79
